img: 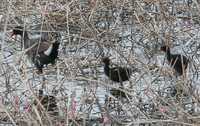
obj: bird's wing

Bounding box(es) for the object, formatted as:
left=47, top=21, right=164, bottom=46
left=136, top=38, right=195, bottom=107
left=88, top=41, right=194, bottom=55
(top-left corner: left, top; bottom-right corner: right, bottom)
left=29, top=39, right=52, bottom=54
left=111, top=67, right=120, bottom=74
left=119, top=67, right=131, bottom=75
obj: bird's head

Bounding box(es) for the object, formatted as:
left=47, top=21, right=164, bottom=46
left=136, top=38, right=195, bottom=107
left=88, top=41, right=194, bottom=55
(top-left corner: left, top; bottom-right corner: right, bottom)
left=10, top=26, right=24, bottom=37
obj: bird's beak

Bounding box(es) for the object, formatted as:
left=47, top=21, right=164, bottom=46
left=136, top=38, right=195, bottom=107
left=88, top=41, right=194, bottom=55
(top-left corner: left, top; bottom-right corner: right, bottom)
left=10, top=32, right=14, bottom=37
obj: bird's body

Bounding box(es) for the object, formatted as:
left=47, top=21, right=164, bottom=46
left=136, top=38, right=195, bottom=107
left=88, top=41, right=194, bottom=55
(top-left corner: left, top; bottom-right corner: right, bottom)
left=102, top=57, right=132, bottom=85
left=11, top=26, right=60, bottom=73
left=32, top=41, right=60, bottom=73
left=109, top=87, right=132, bottom=99
left=38, top=90, right=56, bottom=104
left=34, top=90, right=58, bottom=114
left=159, top=45, right=188, bottom=75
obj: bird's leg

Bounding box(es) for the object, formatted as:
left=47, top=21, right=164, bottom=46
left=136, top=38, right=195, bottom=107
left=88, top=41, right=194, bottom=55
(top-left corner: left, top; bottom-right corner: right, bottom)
left=120, top=81, right=123, bottom=87
left=32, top=56, right=44, bottom=74
left=105, top=95, right=111, bottom=108
left=42, top=75, right=46, bottom=89
left=34, top=59, right=43, bottom=74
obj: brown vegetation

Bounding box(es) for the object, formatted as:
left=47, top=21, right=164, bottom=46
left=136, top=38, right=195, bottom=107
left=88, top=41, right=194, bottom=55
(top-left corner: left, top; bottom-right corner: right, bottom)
left=0, top=0, right=200, bottom=125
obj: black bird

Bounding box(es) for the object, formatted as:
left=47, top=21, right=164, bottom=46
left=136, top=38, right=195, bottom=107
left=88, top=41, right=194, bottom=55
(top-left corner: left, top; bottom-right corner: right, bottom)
left=105, top=87, right=132, bottom=107
left=101, top=57, right=132, bottom=86
left=38, top=90, right=56, bottom=105
left=34, top=90, right=58, bottom=114
left=159, top=45, right=188, bottom=75
left=11, top=26, right=60, bottom=73
left=109, top=87, right=132, bottom=99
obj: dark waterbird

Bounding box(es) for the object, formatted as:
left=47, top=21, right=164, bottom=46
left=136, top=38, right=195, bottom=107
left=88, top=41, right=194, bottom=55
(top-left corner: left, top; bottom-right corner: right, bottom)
left=109, top=87, right=132, bottom=99
left=34, top=90, right=58, bottom=114
left=158, top=45, right=188, bottom=75
left=11, top=26, right=60, bottom=73
left=101, top=57, right=132, bottom=86
left=105, top=87, right=132, bottom=107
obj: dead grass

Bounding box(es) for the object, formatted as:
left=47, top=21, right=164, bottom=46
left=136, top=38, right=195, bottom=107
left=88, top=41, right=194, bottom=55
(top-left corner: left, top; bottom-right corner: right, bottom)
left=0, top=0, right=200, bottom=125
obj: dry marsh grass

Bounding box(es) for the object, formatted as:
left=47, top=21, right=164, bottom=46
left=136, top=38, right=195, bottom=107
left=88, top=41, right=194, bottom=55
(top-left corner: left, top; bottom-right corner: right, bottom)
left=0, top=0, right=200, bottom=126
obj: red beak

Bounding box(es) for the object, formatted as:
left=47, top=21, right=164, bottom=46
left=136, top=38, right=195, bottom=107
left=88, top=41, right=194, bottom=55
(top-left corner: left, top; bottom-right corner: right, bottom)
left=10, top=32, right=14, bottom=37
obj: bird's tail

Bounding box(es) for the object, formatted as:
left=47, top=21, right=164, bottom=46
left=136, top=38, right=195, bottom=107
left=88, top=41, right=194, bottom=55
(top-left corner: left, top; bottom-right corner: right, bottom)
left=49, top=41, right=60, bottom=58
